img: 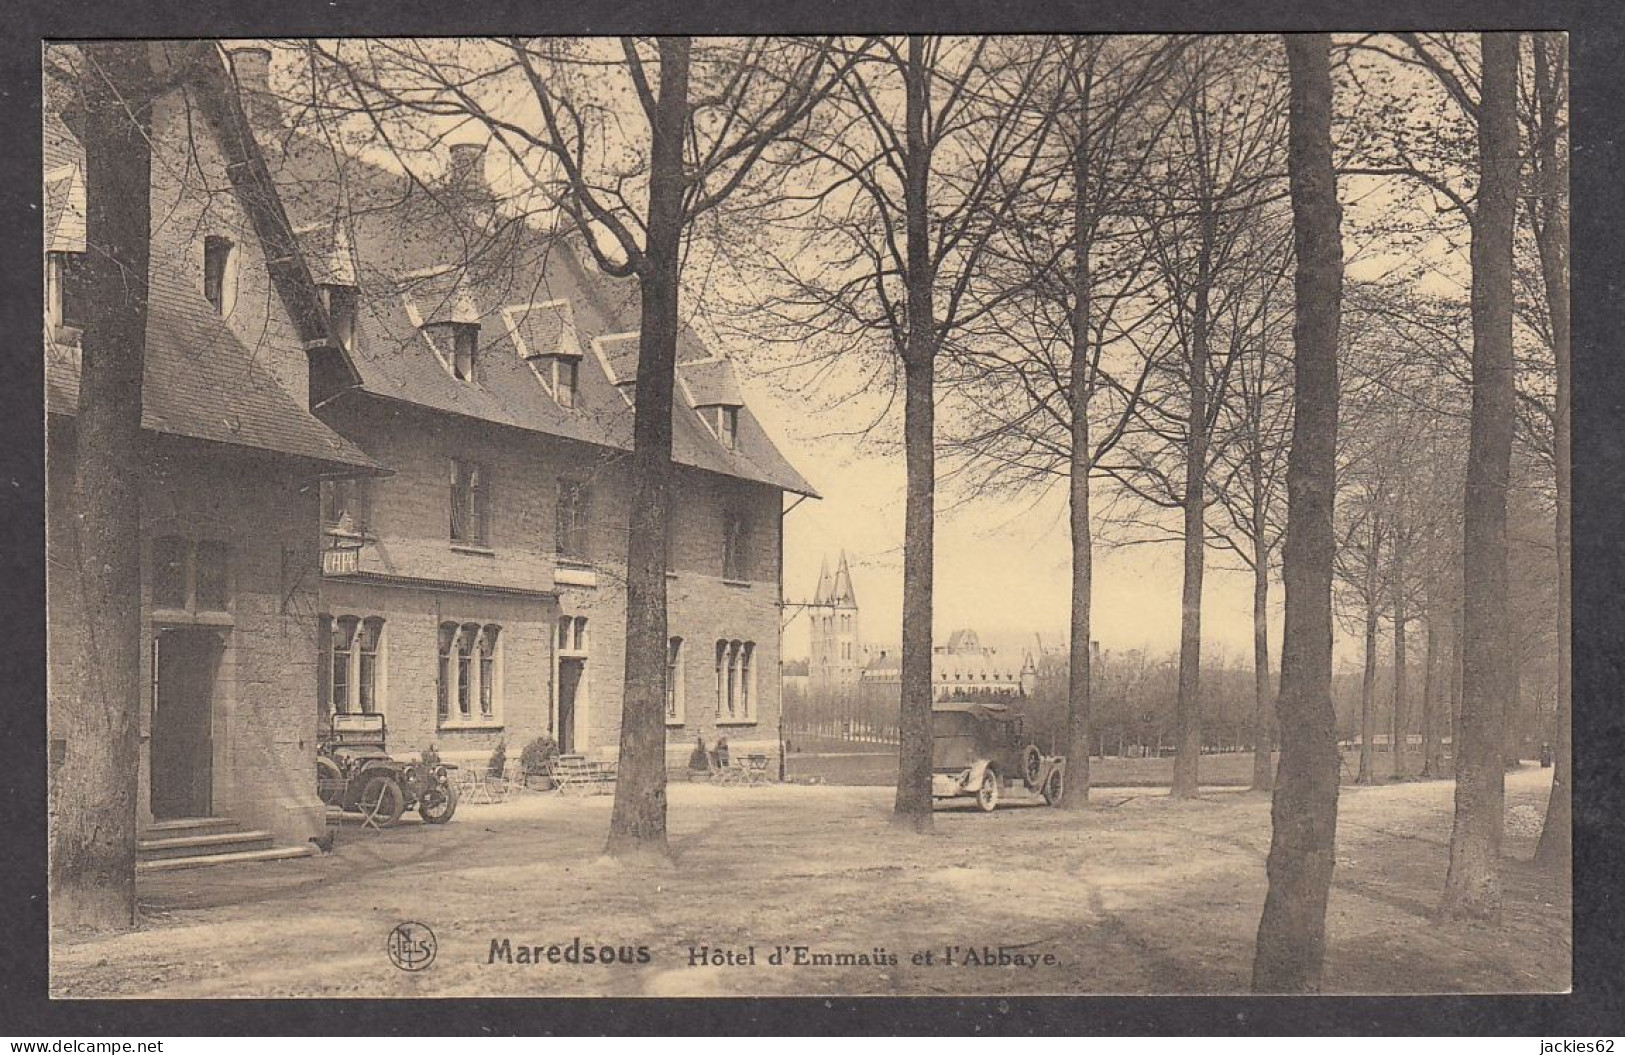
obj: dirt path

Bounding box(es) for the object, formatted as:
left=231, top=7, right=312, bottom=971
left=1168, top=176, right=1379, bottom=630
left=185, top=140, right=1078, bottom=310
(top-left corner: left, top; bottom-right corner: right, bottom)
left=50, top=768, right=1569, bottom=997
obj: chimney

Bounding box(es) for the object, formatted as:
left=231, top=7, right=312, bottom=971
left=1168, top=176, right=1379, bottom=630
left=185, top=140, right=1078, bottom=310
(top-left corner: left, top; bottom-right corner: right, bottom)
left=448, top=142, right=487, bottom=186
left=228, top=46, right=278, bottom=128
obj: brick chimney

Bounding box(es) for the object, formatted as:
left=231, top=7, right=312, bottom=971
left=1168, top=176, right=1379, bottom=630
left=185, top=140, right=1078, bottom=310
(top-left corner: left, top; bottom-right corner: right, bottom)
left=227, top=46, right=278, bottom=129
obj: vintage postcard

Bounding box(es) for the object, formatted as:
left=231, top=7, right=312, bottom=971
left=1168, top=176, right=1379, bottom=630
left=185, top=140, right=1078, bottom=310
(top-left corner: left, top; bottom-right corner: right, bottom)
left=41, top=32, right=1572, bottom=1000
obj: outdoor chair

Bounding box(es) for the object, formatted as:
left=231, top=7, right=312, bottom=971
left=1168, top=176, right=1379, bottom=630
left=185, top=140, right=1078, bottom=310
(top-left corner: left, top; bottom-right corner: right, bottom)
left=707, top=750, right=742, bottom=786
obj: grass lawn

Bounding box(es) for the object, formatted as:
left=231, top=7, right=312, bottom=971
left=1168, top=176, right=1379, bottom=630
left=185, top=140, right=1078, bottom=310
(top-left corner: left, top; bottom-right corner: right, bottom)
left=49, top=766, right=1568, bottom=997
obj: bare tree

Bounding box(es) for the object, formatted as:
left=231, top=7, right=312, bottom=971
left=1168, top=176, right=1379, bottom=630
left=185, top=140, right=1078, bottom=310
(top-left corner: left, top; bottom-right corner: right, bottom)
left=1253, top=31, right=1344, bottom=994
left=943, top=35, right=1185, bottom=807
left=747, top=36, right=1061, bottom=830
left=1205, top=255, right=1294, bottom=792
left=1106, top=37, right=1289, bottom=797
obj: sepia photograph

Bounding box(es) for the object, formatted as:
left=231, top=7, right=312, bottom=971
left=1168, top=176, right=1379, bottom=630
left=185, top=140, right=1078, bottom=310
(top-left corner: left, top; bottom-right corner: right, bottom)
left=40, top=30, right=1575, bottom=1001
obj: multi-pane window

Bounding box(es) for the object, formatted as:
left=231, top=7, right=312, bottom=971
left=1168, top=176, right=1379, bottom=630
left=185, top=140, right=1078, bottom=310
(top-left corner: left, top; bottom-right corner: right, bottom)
left=479, top=625, right=499, bottom=718
left=722, top=511, right=749, bottom=581
left=556, top=479, right=591, bottom=563
left=456, top=624, right=476, bottom=719
left=357, top=617, right=383, bottom=713
left=437, top=623, right=455, bottom=722
left=318, top=613, right=385, bottom=717
left=714, top=639, right=758, bottom=722
left=666, top=637, right=684, bottom=724
left=331, top=616, right=356, bottom=714
left=558, top=615, right=588, bottom=653
left=321, top=477, right=370, bottom=534
left=438, top=620, right=502, bottom=726
left=451, top=459, right=489, bottom=545
left=203, top=235, right=234, bottom=313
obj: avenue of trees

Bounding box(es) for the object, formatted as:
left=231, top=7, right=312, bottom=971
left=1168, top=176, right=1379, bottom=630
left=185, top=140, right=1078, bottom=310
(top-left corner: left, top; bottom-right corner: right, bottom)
left=52, top=31, right=1567, bottom=991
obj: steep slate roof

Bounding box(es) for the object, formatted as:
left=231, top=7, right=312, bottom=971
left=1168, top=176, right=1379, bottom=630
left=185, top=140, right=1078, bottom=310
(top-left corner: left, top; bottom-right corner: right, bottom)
left=261, top=127, right=818, bottom=498
left=46, top=273, right=382, bottom=471
left=42, top=91, right=379, bottom=472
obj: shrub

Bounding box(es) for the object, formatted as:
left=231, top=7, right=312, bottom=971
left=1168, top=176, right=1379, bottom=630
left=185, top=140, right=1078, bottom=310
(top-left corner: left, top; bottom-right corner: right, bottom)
left=487, top=738, right=507, bottom=777
left=687, top=736, right=709, bottom=771
left=519, top=736, right=560, bottom=776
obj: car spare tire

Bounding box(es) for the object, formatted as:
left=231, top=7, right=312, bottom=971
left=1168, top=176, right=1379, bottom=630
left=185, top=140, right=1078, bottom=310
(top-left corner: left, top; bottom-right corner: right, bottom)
left=418, top=781, right=459, bottom=824
left=1021, top=745, right=1043, bottom=788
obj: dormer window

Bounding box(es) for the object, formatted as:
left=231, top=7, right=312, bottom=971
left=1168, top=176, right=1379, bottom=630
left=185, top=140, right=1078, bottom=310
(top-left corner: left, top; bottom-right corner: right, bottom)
left=203, top=235, right=235, bottom=314
left=322, top=283, right=359, bottom=352
left=424, top=321, right=480, bottom=383
left=554, top=358, right=579, bottom=409
left=717, top=406, right=740, bottom=450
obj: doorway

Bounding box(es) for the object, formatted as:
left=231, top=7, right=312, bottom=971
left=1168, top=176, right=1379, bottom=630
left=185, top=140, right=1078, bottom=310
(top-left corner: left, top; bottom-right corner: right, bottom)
left=557, top=657, right=584, bottom=754
left=151, top=628, right=222, bottom=820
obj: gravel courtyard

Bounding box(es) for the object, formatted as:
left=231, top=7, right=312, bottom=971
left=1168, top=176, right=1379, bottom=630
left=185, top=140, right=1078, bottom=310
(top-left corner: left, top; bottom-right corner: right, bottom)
left=50, top=767, right=1569, bottom=997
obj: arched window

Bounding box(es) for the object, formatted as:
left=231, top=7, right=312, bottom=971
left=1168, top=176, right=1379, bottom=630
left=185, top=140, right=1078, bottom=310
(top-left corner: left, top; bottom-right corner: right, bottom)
left=740, top=642, right=755, bottom=719
left=456, top=623, right=479, bottom=718
left=437, top=622, right=456, bottom=722
left=357, top=617, right=384, bottom=713
left=332, top=616, right=359, bottom=714
left=715, top=640, right=729, bottom=715
left=478, top=624, right=500, bottom=718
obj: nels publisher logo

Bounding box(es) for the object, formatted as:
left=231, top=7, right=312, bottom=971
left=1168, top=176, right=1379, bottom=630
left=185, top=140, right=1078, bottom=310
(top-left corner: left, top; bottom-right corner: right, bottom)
left=387, top=921, right=438, bottom=972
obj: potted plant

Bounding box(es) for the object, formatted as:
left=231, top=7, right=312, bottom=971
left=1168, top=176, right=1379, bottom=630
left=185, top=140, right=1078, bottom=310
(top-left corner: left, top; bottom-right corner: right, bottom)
left=687, top=736, right=709, bottom=782
left=519, top=735, right=560, bottom=790
left=487, top=738, right=507, bottom=779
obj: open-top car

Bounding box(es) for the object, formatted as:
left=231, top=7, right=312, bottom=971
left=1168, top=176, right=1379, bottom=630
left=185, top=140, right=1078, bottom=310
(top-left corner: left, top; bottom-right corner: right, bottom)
left=316, top=712, right=459, bottom=827
left=931, top=699, right=1065, bottom=811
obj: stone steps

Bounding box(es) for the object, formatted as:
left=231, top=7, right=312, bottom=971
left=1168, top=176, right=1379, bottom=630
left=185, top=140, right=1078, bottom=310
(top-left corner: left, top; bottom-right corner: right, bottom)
left=136, top=844, right=315, bottom=873
left=137, top=816, right=315, bottom=872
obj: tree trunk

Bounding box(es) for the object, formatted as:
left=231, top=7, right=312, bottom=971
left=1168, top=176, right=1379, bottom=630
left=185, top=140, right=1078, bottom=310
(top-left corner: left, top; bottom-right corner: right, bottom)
left=1358, top=539, right=1378, bottom=784
left=1251, top=534, right=1274, bottom=791
left=1421, top=607, right=1442, bottom=778
left=1253, top=32, right=1343, bottom=994
left=1062, top=123, right=1095, bottom=810
left=1391, top=557, right=1408, bottom=780
left=605, top=37, right=691, bottom=858
left=1172, top=213, right=1214, bottom=799
left=893, top=36, right=937, bottom=833
left=1441, top=31, right=1520, bottom=920
left=1532, top=32, right=1571, bottom=872
left=50, top=42, right=154, bottom=935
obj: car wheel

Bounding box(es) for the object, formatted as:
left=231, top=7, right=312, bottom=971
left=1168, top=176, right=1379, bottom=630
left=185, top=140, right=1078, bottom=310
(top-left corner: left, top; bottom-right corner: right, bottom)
left=1021, top=745, right=1043, bottom=788
left=316, top=756, right=345, bottom=807
left=1042, top=768, right=1064, bottom=807
left=359, top=774, right=406, bottom=828
left=976, top=771, right=1000, bottom=812
left=418, top=781, right=459, bottom=824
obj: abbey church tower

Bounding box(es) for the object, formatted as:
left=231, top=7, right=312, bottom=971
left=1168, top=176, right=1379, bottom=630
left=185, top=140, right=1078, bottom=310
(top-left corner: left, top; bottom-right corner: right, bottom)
left=808, top=551, right=862, bottom=699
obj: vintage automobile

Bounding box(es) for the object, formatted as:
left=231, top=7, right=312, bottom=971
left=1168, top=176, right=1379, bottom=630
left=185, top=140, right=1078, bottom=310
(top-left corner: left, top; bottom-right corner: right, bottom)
left=930, top=699, right=1065, bottom=811
left=316, top=712, right=459, bottom=827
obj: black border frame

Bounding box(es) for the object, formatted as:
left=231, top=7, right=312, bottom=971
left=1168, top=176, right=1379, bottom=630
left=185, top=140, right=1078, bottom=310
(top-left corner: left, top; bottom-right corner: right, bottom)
left=3, top=0, right=1622, bottom=1036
